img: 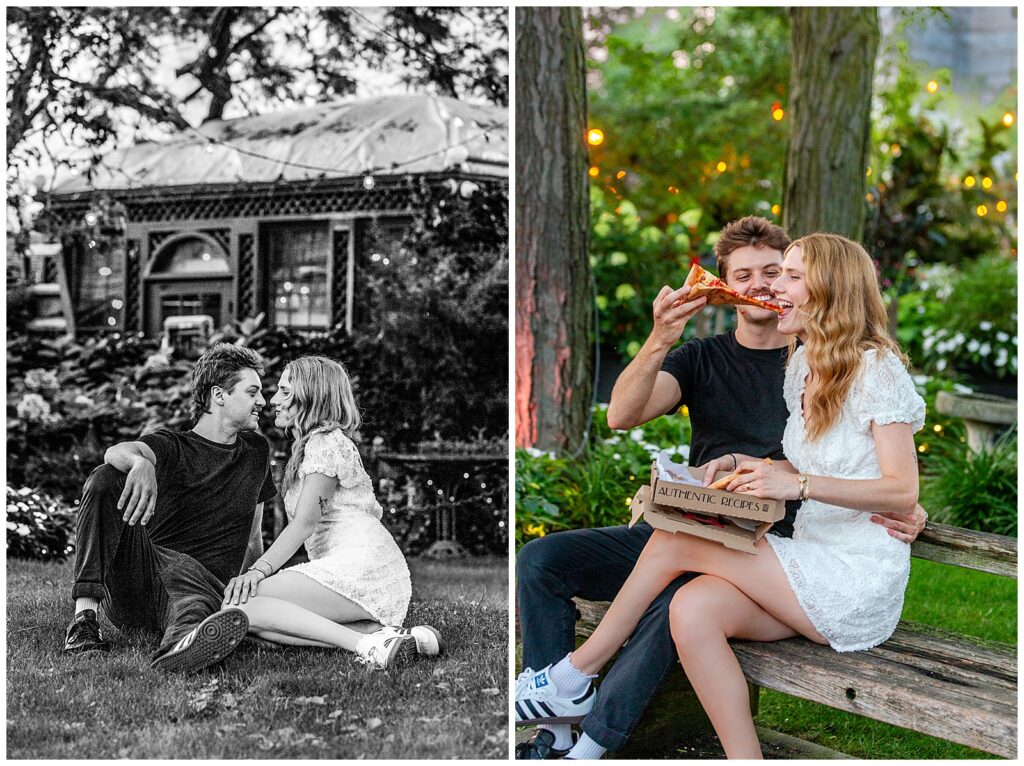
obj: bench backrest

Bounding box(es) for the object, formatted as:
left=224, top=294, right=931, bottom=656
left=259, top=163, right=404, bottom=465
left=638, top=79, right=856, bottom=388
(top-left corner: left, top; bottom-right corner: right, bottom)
left=911, top=521, right=1017, bottom=579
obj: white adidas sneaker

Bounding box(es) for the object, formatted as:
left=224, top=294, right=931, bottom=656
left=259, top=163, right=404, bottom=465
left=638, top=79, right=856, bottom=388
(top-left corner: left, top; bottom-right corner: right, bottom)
left=514, top=664, right=596, bottom=725
left=354, top=628, right=416, bottom=670
left=382, top=624, right=444, bottom=657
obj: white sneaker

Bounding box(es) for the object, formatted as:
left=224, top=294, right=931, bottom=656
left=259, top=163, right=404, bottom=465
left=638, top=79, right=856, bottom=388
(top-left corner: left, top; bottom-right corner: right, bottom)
left=354, top=629, right=416, bottom=670
left=379, top=624, right=444, bottom=657
left=515, top=664, right=596, bottom=725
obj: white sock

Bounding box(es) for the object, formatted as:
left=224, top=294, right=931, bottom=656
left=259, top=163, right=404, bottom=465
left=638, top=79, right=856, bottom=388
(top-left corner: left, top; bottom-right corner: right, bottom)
left=566, top=732, right=607, bottom=760
left=75, top=597, right=100, bottom=616
left=549, top=652, right=596, bottom=698
left=538, top=723, right=575, bottom=751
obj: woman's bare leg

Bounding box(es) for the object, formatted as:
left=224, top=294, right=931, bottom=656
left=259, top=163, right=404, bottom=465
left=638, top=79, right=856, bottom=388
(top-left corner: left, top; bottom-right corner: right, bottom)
left=570, top=530, right=825, bottom=675
left=670, top=575, right=797, bottom=759
left=222, top=571, right=381, bottom=652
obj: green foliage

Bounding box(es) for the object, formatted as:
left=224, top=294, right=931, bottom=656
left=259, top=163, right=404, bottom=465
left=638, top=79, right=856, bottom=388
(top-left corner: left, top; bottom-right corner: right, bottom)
left=516, top=404, right=690, bottom=547
left=866, top=38, right=1017, bottom=279
left=586, top=7, right=790, bottom=226
left=899, top=257, right=1018, bottom=382
left=590, top=189, right=709, bottom=358
left=6, top=486, right=76, bottom=560
left=920, top=429, right=1017, bottom=536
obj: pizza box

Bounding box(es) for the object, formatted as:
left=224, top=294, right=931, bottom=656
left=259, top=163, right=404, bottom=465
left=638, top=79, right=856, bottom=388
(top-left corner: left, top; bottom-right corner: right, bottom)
left=627, top=462, right=785, bottom=554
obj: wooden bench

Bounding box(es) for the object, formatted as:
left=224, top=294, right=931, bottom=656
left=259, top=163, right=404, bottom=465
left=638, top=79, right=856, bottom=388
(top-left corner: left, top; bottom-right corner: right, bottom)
left=573, top=521, right=1017, bottom=758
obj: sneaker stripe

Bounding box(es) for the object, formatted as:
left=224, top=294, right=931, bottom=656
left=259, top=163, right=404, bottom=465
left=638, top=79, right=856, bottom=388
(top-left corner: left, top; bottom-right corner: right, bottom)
left=515, top=702, right=529, bottom=722
left=571, top=685, right=595, bottom=705
left=538, top=701, right=556, bottom=718
left=523, top=699, right=541, bottom=719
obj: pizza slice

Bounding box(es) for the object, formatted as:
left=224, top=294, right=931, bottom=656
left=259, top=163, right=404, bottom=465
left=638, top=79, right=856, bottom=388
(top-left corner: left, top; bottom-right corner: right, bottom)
left=682, top=263, right=783, bottom=313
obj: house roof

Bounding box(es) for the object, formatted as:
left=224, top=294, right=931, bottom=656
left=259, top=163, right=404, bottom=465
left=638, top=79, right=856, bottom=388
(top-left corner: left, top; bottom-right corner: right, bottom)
left=53, top=94, right=508, bottom=195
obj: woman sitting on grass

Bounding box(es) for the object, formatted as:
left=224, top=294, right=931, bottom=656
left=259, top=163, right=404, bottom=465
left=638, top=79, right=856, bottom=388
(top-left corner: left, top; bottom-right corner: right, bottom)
left=515, top=233, right=926, bottom=758
left=220, top=355, right=441, bottom=670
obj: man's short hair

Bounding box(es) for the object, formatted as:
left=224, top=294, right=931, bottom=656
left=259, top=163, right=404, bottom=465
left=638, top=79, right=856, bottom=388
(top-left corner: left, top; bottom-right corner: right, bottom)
left=714, top=216, right=791, bottom=280
left=188, top=344, right=266, bottom=425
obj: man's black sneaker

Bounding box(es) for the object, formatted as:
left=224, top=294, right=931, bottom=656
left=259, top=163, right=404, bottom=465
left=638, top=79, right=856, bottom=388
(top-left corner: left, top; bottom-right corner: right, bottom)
left=150, top=609, right=249, bottom=673
left=63, top=609, right=111, bottom=654
left=515, top=729, right=577, bottom=760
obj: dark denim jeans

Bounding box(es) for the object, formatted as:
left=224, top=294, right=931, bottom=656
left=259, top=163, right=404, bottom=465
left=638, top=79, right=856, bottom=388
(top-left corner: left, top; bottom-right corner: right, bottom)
left=72, top=465, right=227, bottom=657
left=517, top=523, right=698, bottom=751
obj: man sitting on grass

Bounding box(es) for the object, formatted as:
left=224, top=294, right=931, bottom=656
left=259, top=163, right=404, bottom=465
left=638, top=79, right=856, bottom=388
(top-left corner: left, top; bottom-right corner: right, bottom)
left=515, top=216, right=928, bottom=759
left=63, top=343, right=277, bottom=672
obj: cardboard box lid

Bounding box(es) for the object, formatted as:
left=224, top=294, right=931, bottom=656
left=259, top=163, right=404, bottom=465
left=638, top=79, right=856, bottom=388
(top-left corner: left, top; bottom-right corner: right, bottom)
left=648, top=462, right=785, bottom=522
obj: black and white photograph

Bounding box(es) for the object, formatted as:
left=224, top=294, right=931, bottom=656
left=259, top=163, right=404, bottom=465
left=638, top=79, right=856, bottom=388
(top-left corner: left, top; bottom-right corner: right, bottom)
left=7, top=6, right=508, bottom=759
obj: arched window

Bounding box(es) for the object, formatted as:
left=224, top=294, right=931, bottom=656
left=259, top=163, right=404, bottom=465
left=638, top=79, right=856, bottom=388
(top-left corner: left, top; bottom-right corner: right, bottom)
left=151, top=235, right=229, bottom=276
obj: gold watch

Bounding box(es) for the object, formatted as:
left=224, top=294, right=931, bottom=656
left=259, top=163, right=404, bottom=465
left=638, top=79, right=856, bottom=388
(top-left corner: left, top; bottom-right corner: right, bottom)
left=797, top=474, right=810, bottom=501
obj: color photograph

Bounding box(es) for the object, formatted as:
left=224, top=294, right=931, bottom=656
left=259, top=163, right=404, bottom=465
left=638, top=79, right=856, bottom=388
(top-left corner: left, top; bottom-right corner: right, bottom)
left=515, top=6, right=1016, bottom=760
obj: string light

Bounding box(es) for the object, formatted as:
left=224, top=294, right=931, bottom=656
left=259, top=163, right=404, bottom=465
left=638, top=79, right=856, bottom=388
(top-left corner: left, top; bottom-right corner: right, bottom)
left=1003, top=112, right=1014, bottom=127
left=770, top=204, right=780, bottom=216
left=588, top=166, right=599, bottom=177
left=772, top=108, right=784, bottom=121
left=963, top=176, right=976, bottom=188
left=926, top=80, right=939, bottom=93
left=615, top=170, right=626, bottom=180
left=716, top=161, right=727, bottom=173
left=976, top=204, right=988, bottom=217
left=996, top=201, right=1007, bottom=212
left=587, top=128, right=605, bottom=146
left=981, top=177, right=993, bottom=189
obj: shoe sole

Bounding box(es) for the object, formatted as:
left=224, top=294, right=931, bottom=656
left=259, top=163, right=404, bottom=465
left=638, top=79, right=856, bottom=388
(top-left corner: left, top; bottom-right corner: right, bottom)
left=151, top=609, right=249, bottom=673
left=63, top=644, right=111, bottom=656
left=412, top=625, right=444, bottom=657
left=514, top=712, right=589, bottom=725
left=381, top=634, right=417, bottom=670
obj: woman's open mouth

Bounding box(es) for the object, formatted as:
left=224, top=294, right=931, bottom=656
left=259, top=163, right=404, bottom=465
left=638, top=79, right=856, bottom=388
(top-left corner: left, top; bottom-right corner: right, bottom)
left=774, top=299, right=794, bottom=318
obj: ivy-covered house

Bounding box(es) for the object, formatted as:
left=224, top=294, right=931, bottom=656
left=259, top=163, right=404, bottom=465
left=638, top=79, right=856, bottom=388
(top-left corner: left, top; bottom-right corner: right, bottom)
left=35, top=94, right=508, bottom=344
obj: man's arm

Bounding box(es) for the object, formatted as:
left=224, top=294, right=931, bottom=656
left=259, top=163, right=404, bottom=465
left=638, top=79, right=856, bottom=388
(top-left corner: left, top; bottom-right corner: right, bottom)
left=241, top=502, right=265, bottom=573
left=103, top=441, right=159, bottom=526
left=607, top=284, right=707, bottom=430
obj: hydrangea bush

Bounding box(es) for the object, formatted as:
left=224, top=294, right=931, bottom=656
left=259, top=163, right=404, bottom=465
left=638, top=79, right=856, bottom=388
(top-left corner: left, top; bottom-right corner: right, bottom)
left=6, top=486, right=76, bottom=560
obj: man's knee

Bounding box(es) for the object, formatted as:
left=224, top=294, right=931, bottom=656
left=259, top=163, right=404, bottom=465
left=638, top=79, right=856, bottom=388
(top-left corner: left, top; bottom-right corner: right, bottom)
left=82, top=463, right=126, bottom=502
left=516, top=534, right=567, bottom=585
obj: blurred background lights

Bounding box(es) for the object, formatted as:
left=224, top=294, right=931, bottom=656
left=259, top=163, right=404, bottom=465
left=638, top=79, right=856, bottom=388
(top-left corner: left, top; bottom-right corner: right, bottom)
left=587, top=128, right=605, bottom=146
left=926, top=80, right=939, bottom=93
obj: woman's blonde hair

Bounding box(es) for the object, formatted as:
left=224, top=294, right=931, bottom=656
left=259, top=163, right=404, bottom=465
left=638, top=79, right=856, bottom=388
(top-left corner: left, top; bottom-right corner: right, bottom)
left=281, top=356, right=361, bottom=491
left=785, top=233, right=906, bottom=441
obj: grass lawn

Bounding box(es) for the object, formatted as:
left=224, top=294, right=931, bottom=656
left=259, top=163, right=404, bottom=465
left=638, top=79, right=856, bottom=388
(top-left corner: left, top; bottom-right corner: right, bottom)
left=751, top=557, right=1017, bottom=759
left=7, top=556, right=508, bottom=759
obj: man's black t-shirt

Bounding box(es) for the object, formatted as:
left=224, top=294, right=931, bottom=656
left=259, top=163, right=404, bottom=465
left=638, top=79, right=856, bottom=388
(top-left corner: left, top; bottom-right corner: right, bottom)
left=138, top=429, right=277, bottom=585
left=660, top=330, right=797, bottom=536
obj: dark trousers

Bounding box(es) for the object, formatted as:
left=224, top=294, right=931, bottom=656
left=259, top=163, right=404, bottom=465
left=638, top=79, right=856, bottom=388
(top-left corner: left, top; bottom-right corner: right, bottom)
left=72, top=464, right=226, bottom=656
left=517, top=523, right=698, bottom=751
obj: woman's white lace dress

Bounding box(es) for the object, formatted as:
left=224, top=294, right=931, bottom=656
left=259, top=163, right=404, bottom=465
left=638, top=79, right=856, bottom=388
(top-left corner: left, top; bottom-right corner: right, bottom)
left=765, top=347, right=926, bottom=652
left=282, top=429, right=411, bottom=626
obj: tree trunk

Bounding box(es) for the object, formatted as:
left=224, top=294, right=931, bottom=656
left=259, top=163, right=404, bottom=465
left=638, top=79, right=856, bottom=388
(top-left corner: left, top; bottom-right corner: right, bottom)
left=514, top=8, right=592, bottom=451
left=783, top=8, right=879, bottom=240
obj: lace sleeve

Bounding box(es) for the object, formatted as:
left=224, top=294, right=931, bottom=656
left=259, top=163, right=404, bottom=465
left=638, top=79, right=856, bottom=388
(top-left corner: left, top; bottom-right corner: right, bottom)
left=857, top=350, right=926, bottom=432
left=299, top=431, right=363, bottom=488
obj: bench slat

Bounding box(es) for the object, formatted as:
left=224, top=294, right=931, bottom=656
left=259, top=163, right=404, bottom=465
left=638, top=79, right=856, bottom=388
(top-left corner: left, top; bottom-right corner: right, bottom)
left=911, top=522, right=1017, bottom=578
left=574, top=600, right=1017, bottom=758
left=732, top=628, right=1016, bottom=758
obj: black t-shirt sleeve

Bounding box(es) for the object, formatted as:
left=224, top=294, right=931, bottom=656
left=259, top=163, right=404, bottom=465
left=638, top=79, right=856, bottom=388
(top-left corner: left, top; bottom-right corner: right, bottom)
left=660, top=341, right=701, bottom=414
left=253, top=435, right=277, bottom=504
left=138, top=430, right=178, bottom=471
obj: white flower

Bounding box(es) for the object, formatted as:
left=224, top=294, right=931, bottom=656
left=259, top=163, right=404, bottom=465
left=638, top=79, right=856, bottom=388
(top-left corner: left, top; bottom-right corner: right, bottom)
left=967, top=339, right=980, bottom=353
left=922, top=326, right=934, bottom=338
left=596, top=403, right=609, bottom=411
left=612, top=453, right=621, bottom=460
left=16, top=393, right=53, bottom=423
left=524, top=447, right=544, bottom=458
left=604, top=436, right=621, bottom=445
left=629, top=429, right=645, bottom=442
left=952, top=383, right=974, bottom=394
left=916, top=305, right=926, bottom=315
left=995, top=348, right=1008, bottom=368
left=996, top=331, right=1009, bottom=343
left=979, top=343, right=991, bottom=357
left=922, top=335, right=936, bottom=353
left=912, top=374, right=930, bottom=386
left=936, top=359, right=947, bottom=372
left=952, top=332, right=965, bottom=346
left=24, top=369, right=59, bottom=392
left=979, top=321, right=993, bottom=331
left=16, top=524, right=31, bottom=537
left=73, top=394, right=95, bottom=407
left=676, top=445, right=691, bottom=458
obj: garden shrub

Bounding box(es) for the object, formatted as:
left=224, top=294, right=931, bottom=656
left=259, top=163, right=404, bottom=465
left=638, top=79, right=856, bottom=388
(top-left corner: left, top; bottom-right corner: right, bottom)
left=6, top=485, right=76, bottom=560
left=516, top=404, right=690, bottom=547
left=920, top=430, right=1017, bottom=537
